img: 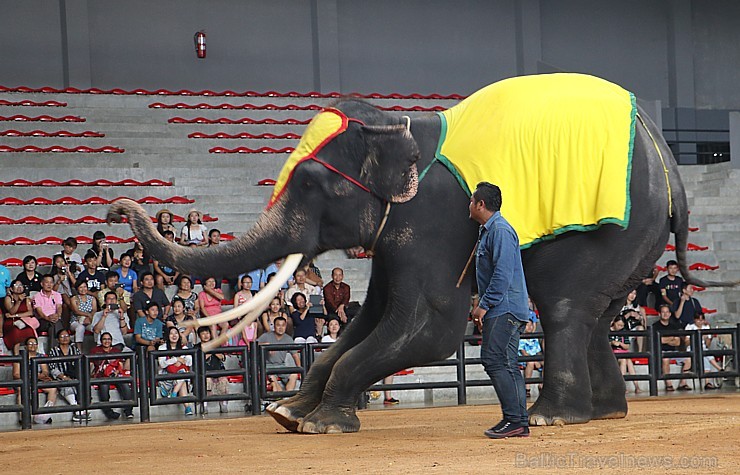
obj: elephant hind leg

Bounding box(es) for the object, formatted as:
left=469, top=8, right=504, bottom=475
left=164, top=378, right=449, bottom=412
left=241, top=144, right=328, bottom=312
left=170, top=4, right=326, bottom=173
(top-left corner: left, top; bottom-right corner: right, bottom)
left=527, top=301, right=602, bottom=426
left=589, top=298, right=629, bottom=420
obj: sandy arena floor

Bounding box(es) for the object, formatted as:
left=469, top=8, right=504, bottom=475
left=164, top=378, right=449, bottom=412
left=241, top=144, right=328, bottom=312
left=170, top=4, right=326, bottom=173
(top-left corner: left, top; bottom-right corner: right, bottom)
left=1, top=394, right=737, bottom=474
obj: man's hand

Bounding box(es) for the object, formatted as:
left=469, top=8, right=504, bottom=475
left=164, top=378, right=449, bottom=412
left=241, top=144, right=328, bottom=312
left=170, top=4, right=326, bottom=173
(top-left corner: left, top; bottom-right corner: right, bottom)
left=472, top=306, right=486, bottom=332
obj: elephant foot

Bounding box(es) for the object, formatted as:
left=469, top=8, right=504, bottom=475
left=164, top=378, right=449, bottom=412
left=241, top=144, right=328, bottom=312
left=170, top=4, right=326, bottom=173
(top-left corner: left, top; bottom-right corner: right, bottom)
left=266, top=395, right=319, bottom=433
left=297, top=404, right=360, bottom=434
left=528, top=395, right=591, bottom=427
left=591, top=388, right=628, bottom=421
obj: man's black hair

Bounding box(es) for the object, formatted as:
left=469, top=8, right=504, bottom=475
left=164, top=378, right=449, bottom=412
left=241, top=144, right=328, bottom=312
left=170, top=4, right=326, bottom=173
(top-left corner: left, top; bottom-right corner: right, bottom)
left=472, top=182, right=502, bottom=212
left=105, top=270, right=118, bottom=281
left=666, top=260, right=678, bottom=267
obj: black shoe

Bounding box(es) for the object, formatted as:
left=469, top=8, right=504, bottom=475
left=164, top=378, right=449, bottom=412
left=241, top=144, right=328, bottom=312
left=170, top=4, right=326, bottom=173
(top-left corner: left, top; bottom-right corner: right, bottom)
left=124, top=412, right=134, bottom=419
left=484, top=421, right=530, bottom=439
left=105, top=411, right=121, bottom=420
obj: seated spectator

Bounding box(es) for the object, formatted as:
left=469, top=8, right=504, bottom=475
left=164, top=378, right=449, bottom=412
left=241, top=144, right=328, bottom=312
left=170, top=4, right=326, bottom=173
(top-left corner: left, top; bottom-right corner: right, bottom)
left=172, top=275, right=199, bottom=318
left=76, top=251, right=106, bottom=300
left=260, top=297, right=290, bottom=336
left=154, top=231, right=180, bottom=290
left=658, top=260, right=684, bottom=309
left=198, top=276, right=226, bottom=338
left=652, top=304, right=691, bottom=391
left=51, top=253, right=75, bottom=324
left=130, top=243, right=150, bottom=277
left=323, top=267, right=350, bottom=324
left=98, top=271, right=131, bottom=316
left=132, top=272, right=170, bottom=322
left=69, top=280, right=98, bottom=351
left=285, top=269, right=319, bottom=312
left=518, top=320, right=544, bottom=397
left=33, top=274, right=63, bottom=338
left=290, top=292, right=322, bottom=344
left=61, top=237, right=83, bottom=271
left=135, top=301, right=165, bottom=352
left=260, top=260, right=284, bottom=289
left=91, top=291, right=132, bottom=354
left=234, top=275, right=254, bottom=307
left=620, top=289, right=647, bottom=352
left=13, top=336, right=55, bottom=424
left=88, top=230, right=115, bottom=270
left=48, top=329, right=89, bottom=421
left=684, top=313, right=723, bottom=390
left=156, top=208, right=177, bottom=236
left=89, top=332, right=134, bottom=419
left=157, top=326, right=194, bottom=416
left=166, top=298, right=196, bottom=347
left=196, top=326, right=229, bottom=413
left=16, top=255, right=42, bottom=294
left=321, top=317, right=341, bottom=343
left=116, top=253, right=139, bottom=294
left=238, top=268, right=263, bottom=293
left=2, top=279, right=39, bottom=354
left=257, top=316, right=301, bottom=391
left=609, top=316, right=641, bottom=393
left=672, top=284, right=702, bottom=328
left=180, top=209, right=207, bottom=246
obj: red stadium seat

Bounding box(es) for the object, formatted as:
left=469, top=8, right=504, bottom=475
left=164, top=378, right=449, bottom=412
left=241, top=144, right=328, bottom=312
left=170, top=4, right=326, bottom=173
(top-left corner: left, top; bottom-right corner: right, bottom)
left=702, top=307, right=717, bottom=314
left=209, top=146, right=294, bottom=154
left=689, top=263, right=719, bottom=271
left=0, top=99, right=66, bottom=107
left=0, top=216, right=16, bottom=225
left=687, top=243, right=709, bottom=251
left=169, top=117, right=311, bottom=125
left=0, top=258, right=23, bottom=266
left=0, top=198, right=25, bottom=205
left=36, top=236, right=63, bottom=245
left=257, top=179, right=277, bottom=186
left=19, top=216, right=47, bottom=225
left=30, top=197, right=54, bottom=205
left=49, top=216, right=76, bottom=224
left=37, top=257, right=52, bottom=266
left=56, top=197, right=84, bottom=205
left=0, top=115, right=85, bottom=122
left=78, top=216, right=105, bottom=224
left=644, top=307, right=658, bottom=316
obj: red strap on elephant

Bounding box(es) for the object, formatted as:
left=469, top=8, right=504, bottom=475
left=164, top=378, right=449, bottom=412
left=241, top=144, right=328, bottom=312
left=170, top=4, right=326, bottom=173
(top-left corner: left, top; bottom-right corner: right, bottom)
left=268, top=108, right=368, bottom=208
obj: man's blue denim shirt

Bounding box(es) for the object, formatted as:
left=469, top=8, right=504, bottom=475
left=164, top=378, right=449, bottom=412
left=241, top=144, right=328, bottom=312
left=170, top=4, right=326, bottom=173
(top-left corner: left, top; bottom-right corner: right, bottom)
left=476, top=211, right=530, bottom=321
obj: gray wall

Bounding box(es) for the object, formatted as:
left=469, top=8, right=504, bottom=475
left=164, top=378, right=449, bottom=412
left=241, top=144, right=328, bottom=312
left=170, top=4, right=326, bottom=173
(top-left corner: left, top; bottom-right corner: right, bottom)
left=1, top=0, right=738, bottom=110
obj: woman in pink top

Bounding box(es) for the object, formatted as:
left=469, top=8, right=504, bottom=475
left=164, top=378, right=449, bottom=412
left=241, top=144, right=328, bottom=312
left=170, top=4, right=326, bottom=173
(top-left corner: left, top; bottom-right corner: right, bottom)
left=198, top=276, right=225, bottom=339
left=233, top=275, right=257, bottom=345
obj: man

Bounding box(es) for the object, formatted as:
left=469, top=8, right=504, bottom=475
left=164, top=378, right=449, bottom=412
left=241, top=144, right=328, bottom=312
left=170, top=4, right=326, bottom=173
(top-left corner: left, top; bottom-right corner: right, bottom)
left=256, top=316, right=301, bottom=391
left=469, top=182, right=530, bottom=439
left=92, top=291, right=132, bottom=349
left=651, top=304, right=691, bottom=391
left=76, top=251, right=107, bottom=299
left=671, top=284, right=702, bottom=328
left=89, top=331, right=135, bottom=419
left=33, top=274, right=63, bottom=337
left=132, top=271, right=170, bottom=321
left=323, top=267, right=350, bottom=323
left=658, top=260, right=684, bottom=308
left=97, top=271, right=131, bottom=312
left=284, top=269, right=319, bottom=312
left=153, top=230, right=180, bottom=290
left=134, top=301, right=165, bottom=352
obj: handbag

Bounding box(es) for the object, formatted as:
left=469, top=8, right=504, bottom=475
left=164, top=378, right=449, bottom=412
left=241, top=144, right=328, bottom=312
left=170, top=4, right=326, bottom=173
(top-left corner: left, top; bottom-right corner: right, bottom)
left=166, top=362, right=189, bottom=373
left=21, top=317, right=40, bottom=330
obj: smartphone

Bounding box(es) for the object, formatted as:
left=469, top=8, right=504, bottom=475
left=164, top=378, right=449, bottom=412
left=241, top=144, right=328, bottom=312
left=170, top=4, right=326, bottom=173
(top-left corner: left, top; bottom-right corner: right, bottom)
left=115, top=283, right=125, bottom=289
left=107, top=303, right=120, bottom=311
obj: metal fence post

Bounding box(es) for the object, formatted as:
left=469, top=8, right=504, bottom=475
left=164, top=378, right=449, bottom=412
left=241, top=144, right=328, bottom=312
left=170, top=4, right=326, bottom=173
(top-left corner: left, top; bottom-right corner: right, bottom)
left=456, top=340, right=467, bottom=405
left=80, top=355, right=91, bottom=417
left=136, top=346, right=150, bottom=422
left=648, top=328, right=658, bottom=396
left=19, top=349, right=31, bottom=429
left=249, top=341, right=261, bottom=415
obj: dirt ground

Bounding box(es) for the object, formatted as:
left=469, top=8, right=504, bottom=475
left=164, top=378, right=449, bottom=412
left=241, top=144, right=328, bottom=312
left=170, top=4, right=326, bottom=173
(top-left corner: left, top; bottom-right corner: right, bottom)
left=1, top=395, right=737, bottom=474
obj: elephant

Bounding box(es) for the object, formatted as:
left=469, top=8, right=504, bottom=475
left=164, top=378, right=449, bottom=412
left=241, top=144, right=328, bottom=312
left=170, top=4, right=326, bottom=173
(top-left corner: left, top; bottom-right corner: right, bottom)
left=109, top=73, right=724, bottom=434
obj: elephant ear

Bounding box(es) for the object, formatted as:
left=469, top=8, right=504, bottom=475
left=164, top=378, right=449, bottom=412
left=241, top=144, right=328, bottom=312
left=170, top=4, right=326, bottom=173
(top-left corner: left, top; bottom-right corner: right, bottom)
left=360, top=124, right=420, bottom=203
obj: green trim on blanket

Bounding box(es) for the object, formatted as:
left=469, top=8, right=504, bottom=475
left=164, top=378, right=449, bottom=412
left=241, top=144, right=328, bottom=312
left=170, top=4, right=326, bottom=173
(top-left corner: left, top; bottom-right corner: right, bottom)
left=434, top=112, right=472, bottom=196
left=623, top=92, right=637, bottom=229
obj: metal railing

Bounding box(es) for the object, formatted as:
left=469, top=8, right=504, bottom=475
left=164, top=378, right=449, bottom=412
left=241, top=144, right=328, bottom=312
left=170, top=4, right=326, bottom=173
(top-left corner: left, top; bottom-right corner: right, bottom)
left=0, top=324, right=737, bottom=430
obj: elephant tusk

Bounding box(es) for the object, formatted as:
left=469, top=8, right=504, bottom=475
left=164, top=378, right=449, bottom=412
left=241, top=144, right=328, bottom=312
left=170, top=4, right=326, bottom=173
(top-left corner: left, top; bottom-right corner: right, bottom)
left=200, top=305, right=263, bottom=352
left=186, top=253, right=303, bottom=329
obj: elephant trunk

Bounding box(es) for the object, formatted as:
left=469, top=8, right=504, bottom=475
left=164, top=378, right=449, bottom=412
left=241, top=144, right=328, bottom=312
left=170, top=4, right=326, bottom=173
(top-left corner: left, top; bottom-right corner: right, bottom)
left=107, top=198, right=305, bottom=278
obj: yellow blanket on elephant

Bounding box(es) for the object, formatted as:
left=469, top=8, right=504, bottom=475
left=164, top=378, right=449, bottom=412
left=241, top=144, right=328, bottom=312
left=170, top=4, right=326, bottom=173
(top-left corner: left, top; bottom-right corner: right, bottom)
left=435, top=73, right=636, bottom=249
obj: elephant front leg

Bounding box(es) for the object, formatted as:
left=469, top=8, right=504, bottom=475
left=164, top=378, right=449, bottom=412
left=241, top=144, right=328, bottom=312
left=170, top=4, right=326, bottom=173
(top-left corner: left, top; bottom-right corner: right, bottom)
left=528, top=305, right=597, bottom=426
left=267, top=281, right=386, bottom=431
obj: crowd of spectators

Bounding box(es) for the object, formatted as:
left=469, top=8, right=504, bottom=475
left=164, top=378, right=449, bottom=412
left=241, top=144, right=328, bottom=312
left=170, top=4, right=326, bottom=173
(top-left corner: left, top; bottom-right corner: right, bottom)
left=0, top=208, right=365, bottom=421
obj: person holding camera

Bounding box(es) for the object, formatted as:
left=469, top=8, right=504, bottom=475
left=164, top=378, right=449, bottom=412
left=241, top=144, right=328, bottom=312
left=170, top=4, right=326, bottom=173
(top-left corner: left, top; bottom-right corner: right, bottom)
left=134, top=301, right=165, bottom=352
left=91, top=291, right=131, bottom=352
left=98, top=271, right=131, bottom=313
left=70, top=280, right=98, bottom=351
left=88, top=231, right=115, bottom=270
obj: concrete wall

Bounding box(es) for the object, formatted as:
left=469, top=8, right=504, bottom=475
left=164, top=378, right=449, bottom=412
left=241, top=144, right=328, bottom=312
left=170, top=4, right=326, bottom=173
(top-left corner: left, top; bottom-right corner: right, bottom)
left=0, top=1, right=738, bottom=126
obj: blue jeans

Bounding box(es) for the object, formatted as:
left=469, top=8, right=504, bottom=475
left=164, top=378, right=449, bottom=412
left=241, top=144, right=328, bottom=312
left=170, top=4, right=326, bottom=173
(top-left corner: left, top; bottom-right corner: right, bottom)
left=481, top=314, right=528, bottom=426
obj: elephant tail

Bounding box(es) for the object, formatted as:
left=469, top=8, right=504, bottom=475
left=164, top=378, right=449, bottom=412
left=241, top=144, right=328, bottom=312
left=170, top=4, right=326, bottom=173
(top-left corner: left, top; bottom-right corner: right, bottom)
left=670, top=165, right=738, bottom=288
